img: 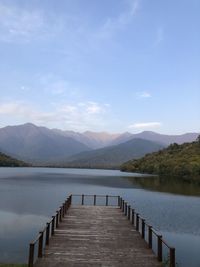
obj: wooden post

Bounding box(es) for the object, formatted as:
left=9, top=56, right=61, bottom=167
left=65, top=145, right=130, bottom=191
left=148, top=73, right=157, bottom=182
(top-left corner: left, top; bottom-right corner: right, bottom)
left=69, top=195, right=72, bottom=205
left=118, top=196, right=120, bottom=207
left=142, top=219, right=145, bottom=239
left=66, top=198, right=69, bottom=210
left=125, top=202, right=127, bottom=216
left=51, top=216, right=55, bottom=235
left=38, top=232, right=43, bottom=258
left=132, top=209, right=135, bottom=225
left=62, top=203, right=65, bottom=217
left=81, top=194, right=84, bottom=205
left=120, top=198, right=122, bottom=209
left=64, top=199, right=68, bottom=213
left=136, top=214, right=139, bottom=231
left=106, top=195, right=108, bottom=206
left=28, top=243, right=34, bottom=267
left=148, top=226, right=152, bottom=249
left=59, top=207, right=62, bottom=222
left=157, top=235, right=163, bottom=262
left=45, top=223, right=50, bottom=246
left=56, top=211, right=59, bottom=228
left=64, top=200, right=66, bottom=214
left=94, top=195, right=96, bottom=206
left=128, top=205, right=131, bottom=220
left=170, top=248, right=175, bottom=267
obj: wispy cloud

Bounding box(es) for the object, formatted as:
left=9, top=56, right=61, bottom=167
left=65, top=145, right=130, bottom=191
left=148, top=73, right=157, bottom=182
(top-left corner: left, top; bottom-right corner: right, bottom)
left=128, top=122, right=162, bottom=129
left=129, top=0, right=140, bottom=16
left=0, top=101, right=110, bottom=131
left=0, top=3, right=61, bottom=43
left=154, top=27, right=164, bottom=46
left=137, top=91, right=152, bottom=98
left=38, top=74, right=82, bottom=98
left=96, top=0, right=140, bottom=40
left=78, top=101, right=105, bottom=115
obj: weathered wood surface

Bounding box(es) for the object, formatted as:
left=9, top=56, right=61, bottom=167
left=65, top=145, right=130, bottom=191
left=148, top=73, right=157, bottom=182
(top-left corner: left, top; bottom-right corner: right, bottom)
left=34, top=206, right=162, bottom=267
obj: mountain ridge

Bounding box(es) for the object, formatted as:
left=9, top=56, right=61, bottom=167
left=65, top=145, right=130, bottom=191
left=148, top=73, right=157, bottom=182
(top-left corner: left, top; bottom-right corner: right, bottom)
left=0, top=123, right=198, bottom=165
left=62, top=138, right=164, bottom=169
left=0, top=123, right=91, bottom=164
left=121, top=138, right=200, bottom=182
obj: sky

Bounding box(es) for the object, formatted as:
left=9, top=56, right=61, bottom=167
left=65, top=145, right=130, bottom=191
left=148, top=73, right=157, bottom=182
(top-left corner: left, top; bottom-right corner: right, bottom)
left=0, top=0, right=199, bottom=134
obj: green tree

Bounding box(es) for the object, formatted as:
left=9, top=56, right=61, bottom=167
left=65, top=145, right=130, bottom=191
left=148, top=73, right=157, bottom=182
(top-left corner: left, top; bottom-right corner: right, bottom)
left=197, top=135, right=200, bottom=144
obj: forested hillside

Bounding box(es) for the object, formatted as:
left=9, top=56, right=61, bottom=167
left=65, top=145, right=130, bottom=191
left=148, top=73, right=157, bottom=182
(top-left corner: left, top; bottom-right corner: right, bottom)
left=0, top=152, right=29, bottom=167
left=121, top=138, right=200, bottom=182
left=63, top=138, right=164, bottom=169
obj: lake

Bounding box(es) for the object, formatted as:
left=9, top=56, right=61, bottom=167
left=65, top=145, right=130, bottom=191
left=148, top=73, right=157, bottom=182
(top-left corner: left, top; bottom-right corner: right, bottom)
left=0, top=167, right=200, bottom=267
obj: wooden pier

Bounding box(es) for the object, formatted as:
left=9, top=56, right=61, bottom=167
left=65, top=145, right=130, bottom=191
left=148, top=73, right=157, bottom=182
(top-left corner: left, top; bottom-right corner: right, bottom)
left=28, top=194, right=175, bottom=267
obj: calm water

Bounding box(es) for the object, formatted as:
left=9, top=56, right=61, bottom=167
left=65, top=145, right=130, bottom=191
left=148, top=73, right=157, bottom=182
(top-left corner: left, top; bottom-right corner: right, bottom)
left=0, top=167, right=200, bottom=267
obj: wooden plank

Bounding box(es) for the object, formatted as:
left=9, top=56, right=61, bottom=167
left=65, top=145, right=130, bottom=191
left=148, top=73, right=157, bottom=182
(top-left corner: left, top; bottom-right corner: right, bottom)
left=34, top=206, right=162, bottom=267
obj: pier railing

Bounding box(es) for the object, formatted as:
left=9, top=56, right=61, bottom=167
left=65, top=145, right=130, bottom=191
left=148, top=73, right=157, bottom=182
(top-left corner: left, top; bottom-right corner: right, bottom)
left=28, top=195, right=72, bottom=267
left=72, top=194, right=120, bottom=206
left=28, top=194, right=175, bottom=267
left=119, top=198, right=176, bottom=267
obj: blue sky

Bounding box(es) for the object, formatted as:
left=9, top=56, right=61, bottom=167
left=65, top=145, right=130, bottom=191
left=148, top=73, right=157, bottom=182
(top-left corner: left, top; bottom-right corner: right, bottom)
left=0, top=0, right=199, bottom=134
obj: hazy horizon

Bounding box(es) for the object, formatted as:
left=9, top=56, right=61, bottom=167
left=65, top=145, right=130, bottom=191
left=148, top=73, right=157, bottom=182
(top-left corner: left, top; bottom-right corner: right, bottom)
left=0, top=121, right=199, bottom=136
left=0, top=0, right=199, bottom=134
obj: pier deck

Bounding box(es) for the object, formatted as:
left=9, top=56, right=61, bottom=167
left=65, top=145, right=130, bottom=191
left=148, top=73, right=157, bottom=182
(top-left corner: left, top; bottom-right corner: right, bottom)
left=34, top=205, right=162, bottom=267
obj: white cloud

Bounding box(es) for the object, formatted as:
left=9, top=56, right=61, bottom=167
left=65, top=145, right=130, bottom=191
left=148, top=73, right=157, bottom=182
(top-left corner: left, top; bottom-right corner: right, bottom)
left=0, top=3, right=61, bottom=43
left=20, top=85, right=30, bottom=92
left=0, top=102, right=28, bottom=115
left=85, top=102, right=105, bottom=114
left=137, top=91, right=152, bottom=98
left=129, top=0, right=140, bottom=16
left=0, top=101, right=110, bottom=131
left=129, top=122, right=162, bottom=129
left=96, top=0, right=140, bottom=40
left=38, top=74, right=82, bottom=98
left=46, top=81, right=68, bottom=95
left=0, top=3, right=43, bottom=42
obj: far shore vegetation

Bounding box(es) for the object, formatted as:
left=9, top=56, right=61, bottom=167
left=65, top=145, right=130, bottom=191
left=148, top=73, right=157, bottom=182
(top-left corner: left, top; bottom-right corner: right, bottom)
left=0, top=264, right=27, bottom=267
left=0, top=152, right=29, bottom=167
left=121, top=136, right=200, bottom=183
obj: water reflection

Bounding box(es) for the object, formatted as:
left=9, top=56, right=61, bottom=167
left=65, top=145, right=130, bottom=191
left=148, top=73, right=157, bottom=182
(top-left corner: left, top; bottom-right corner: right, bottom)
left=0, top=168, right=200, bottom=267
left=0, top=211, right=48, bottom=263
left=126, top=175, right=200, bottom=196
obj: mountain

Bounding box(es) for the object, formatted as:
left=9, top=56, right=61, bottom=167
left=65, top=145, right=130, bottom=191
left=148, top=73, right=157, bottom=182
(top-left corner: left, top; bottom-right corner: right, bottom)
left=111, top=131, right=199, bottom=146
left=52, top=129, right=199, bottom=149
left=0, top=151, right=29, bottom=167
left=0, top=122, right=198, bottom=166
left=110, top=132, right=133, bottom=146
left=53, top=129, right=120, bottom=149
left=82, top=131, right=120, bottom=148
left=63, top=138, right=164, bottom=169
left=52, top=128, right=199, bottom=148
left=121, top=138, right=200, bottom=182
left=0, top=123, right=91, bottom=164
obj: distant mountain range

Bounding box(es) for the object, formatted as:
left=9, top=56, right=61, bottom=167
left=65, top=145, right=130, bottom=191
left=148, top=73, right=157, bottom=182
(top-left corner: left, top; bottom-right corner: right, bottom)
left=0, top=123, right=90, bottom=164
left=110, top=131, right=199, bottom=146
left=63, top=138, right=164, bottom=169
left=0, top=123, right=198, bottom=167
left=52, top=129, right=120, bottom=149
